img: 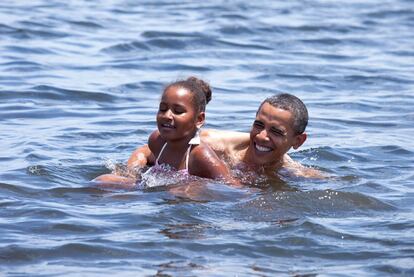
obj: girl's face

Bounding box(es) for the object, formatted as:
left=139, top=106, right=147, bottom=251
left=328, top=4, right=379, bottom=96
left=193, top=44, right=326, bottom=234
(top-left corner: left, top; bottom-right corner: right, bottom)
left=157, top=86, right=204, bottom=142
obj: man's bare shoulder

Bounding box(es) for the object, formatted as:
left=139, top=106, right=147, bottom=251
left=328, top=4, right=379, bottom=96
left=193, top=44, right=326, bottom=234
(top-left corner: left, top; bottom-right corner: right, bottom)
left=200, top=129, right=250, bottom=151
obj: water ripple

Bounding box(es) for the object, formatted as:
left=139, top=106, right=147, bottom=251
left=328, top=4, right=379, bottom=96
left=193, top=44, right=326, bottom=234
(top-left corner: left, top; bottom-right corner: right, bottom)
left=1, top=0, right=413, bottom=275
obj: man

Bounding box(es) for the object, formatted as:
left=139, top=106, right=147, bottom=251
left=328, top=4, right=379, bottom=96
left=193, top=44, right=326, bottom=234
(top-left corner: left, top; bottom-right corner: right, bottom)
left=127, top=93, right=322, bottom=180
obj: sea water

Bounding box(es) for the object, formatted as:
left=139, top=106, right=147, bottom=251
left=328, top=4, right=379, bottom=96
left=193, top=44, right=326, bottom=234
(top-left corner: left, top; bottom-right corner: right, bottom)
left=1, top=0, right=413, bottom=276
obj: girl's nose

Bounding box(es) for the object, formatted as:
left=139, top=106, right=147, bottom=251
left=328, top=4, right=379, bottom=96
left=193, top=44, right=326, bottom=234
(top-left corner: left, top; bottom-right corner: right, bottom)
left=164, top=109, right=173, bottom=119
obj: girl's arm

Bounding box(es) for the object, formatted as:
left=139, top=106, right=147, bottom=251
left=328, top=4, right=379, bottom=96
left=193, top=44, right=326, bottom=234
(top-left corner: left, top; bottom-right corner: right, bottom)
left=127, top=130, right=161, bottom=173
left=91, top=174, right=137, bottom=190
left=92, top=133, right=158, bottom=189
left=127, top=144, right=155, bottom=169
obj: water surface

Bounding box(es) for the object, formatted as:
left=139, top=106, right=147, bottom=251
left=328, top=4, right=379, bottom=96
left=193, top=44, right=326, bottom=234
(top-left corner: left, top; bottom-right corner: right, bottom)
left=1, top=0, right=413, bottom=276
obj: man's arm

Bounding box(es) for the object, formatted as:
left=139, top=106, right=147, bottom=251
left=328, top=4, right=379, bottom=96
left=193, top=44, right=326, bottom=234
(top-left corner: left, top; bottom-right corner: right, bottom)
left=201, top=129, right=294, bottom=162
left=200, top=129, right=250, bottom=154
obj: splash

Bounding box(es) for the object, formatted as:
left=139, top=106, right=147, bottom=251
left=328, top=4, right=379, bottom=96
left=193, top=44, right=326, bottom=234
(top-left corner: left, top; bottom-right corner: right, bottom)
left=103, top=158, right=117, bottom=172
left=138, top=164, right=190, bottom=189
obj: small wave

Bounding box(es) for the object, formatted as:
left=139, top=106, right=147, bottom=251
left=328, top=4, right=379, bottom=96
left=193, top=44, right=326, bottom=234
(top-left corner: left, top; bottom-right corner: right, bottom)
left=315, top=53, right=357, bottom=61
left=262, top=24, right=368, bottom=35
left=217, top=39, right=272, bottom=50
left=365, top=9, right=414, bottom=19
left=146, top=38, right=187, bottom=49
left=0, top=60, right=48, bottom=72
left=218, top=25, right=254, bottom=35
left=380, top=145, right=413, bottom=155
left=314, top=100, right=383, bottom=111
left=234, top=189, right=395, bottom=221
left=28, top=85, right=117, bottom=103
left=387, top=50, right=414, bottom=57
left=101, top=41, right=150, bottom=54
left=219, top=13, right=249, bottom=20
left=5, top=45, right=55, bottom=55
left=298, top=146, right=357, bottom=163
left=325, top=118, right=397, bottom=128
left=371, top=261, right=414, bottom=276
left=68, top=20, right=103, bottom=29
left=0, top=242, right=141, bottom=264
left=20, top=206, right=72, bottom=219
left=0, top=182, right=37, bottom=196
left=300, top=38, right=343, bottom=45
left=276, top=73, right=322, bottom=81
left=141, top=30, right=203, bottom=38
left=47, top=186, right=104, bottom=195
left=344, top=74, right=414, bottom=85
left=26, top=162, right=97, bottom=189
left=0, top=23, right=67, bottom=39
left=0, top=23, right=15, bottom=33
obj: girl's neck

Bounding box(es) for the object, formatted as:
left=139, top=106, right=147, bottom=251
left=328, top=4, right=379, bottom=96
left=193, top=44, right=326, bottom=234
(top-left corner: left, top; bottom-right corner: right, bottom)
left=157, top=132, right=197, bottom=170
left=164, top=130, right=197, bottom=149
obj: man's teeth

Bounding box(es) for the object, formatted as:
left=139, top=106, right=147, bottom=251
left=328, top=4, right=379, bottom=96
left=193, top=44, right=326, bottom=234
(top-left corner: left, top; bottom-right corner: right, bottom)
left=255, top=144, right=272, bottom=152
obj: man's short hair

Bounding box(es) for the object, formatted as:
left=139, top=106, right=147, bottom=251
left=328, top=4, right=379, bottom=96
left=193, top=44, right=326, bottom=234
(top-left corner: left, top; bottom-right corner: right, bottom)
left=258, top=93, right=308, bottom=134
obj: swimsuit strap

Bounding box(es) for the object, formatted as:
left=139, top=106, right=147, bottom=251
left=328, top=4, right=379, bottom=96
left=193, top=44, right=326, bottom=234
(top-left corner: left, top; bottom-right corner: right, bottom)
left=185, top=129, right=200, bottom=171
left=155, top=142, right=168, bottom=166
left=155, top=142, right=192, bottom=171
left=185, top=144, right=193, bottom=171
left=156, top=130, right=200, bottom=170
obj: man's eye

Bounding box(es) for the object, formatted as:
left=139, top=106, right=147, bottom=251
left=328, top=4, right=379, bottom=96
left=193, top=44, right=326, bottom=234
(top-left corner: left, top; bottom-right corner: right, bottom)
left=174, top=109, right=185, bottom=114
left=253, top=121, right=264, bottom=128
left=270, top=128, right=284, bottom=136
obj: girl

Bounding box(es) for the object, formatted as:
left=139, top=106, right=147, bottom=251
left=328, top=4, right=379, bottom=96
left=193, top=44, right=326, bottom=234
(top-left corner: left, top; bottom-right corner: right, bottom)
left=94, top=77, right=234, bottom=188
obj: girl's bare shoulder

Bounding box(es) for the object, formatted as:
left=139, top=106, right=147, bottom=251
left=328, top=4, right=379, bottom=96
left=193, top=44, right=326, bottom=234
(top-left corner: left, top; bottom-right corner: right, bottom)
left=148, top=129, right=164, bottom=154
left=188, top=143, right=230, bottom=179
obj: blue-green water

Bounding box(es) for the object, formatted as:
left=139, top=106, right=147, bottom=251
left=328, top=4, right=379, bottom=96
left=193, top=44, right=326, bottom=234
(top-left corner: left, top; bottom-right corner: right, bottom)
left=1, top=0, right=413, bottom=276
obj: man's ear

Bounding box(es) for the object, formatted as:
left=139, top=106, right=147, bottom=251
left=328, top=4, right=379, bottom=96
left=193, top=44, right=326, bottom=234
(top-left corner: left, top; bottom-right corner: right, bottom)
left=292, top=133, right=307, bottom=149
left=196, top=112, right=205, bottom=129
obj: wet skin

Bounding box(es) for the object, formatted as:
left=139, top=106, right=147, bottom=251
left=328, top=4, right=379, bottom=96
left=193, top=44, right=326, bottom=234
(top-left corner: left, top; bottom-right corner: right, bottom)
left=157, top=86, right=204, bottom=143
left=149, top=86, right=233, bottom=181
left=152, top=86, right=204, bottom=169
left=243, top=102, right=306, bottom=169
left=93, top=85, right=235, bottom=187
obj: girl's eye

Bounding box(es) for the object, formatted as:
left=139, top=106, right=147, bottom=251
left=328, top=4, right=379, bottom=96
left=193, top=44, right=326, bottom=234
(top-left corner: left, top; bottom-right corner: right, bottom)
left=173, top=105, right=186, bottom=114
left=158, top=104, right=167, bottom=112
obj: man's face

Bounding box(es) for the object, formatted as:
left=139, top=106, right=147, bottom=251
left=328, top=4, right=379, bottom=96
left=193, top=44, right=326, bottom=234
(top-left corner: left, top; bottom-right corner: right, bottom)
left=248, top=102, right=306, bottom=167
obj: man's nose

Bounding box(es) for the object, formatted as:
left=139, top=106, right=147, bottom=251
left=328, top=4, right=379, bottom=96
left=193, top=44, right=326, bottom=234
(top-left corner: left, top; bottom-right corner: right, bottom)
left=257, top=129, right=269, bottom=140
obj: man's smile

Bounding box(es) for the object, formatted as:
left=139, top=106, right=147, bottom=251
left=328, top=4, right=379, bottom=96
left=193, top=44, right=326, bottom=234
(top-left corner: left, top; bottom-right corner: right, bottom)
left=254, top=142, right=273, bottom=153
